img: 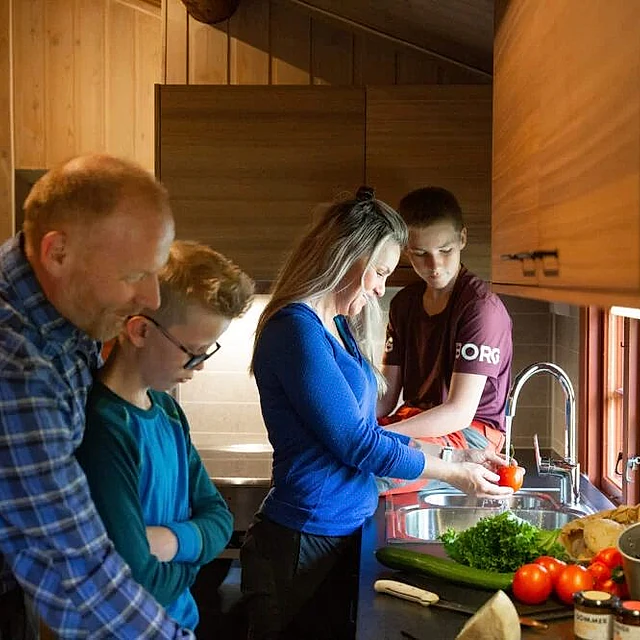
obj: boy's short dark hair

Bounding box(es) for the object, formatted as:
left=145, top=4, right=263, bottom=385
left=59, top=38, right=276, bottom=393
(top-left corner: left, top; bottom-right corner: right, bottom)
left=398, top=187, right=465, bottom=232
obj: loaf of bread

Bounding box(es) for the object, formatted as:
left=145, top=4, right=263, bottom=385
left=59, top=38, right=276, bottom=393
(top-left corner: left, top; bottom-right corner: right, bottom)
left=560, top=504, right=640, bottom=560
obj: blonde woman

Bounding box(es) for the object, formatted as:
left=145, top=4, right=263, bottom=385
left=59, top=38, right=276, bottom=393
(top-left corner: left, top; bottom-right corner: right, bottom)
left=241, top=187, right=513, bottom=640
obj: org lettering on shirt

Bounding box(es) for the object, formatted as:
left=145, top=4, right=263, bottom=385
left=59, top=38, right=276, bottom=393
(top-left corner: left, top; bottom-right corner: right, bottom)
left=455, top=341, right=501, bottom=365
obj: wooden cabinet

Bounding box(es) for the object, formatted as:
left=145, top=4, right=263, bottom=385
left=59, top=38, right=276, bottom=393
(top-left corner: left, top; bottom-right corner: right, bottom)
left=367, top=85, right=492, bottom=285
left=157, top=84, right=492, bottom=286
left=157, top=85, right=365, bottom=284
left=492, top=0, right=640, bottom=306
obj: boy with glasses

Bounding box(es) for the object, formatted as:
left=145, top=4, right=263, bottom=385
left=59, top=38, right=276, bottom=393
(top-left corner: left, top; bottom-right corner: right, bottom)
left=76, top=240, right=255, bottom=632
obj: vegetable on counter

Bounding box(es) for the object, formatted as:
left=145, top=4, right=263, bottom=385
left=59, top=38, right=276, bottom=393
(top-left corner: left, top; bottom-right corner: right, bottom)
left=440, top=511, right=567, bottom=573
left=375, top=546, right=514, bottom=591
left=455, top=590, right=521, bottom=640
left=511, top=563, right=553, bottom=605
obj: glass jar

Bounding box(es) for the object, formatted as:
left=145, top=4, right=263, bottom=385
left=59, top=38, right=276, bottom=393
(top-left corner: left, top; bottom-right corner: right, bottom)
left=574, top=590, right=619, bottom=640
left=613, top=600, right=640, bottom=639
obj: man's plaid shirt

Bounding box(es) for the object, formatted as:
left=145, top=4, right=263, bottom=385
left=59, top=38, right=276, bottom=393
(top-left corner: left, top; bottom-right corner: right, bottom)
left=0, top=234, right=193, bottom=638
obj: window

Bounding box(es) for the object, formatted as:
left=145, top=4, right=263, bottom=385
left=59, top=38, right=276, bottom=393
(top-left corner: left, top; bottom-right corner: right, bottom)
left=582, top=308, right=640, bottom=505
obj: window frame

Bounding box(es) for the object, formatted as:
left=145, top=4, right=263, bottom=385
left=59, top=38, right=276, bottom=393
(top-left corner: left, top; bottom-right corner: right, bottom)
left=581, top=307, right=640, bottom=505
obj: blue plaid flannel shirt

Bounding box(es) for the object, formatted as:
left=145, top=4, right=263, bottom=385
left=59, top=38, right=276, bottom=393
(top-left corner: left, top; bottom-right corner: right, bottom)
left=0, top=234, right=194, bottom=639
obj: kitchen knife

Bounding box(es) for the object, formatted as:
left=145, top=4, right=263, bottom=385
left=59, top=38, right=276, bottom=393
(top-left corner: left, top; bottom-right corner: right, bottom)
left=373, top=579, right=562, bottom=629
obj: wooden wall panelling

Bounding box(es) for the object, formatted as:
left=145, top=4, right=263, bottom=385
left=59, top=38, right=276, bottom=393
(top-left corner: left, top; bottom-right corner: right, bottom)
left=74, top=0, right=106, bottom=154
left=229, top=0, right=270, bottom=84
left=12, top=0, right=46, bottom=168
left=396, top=49, right=439, bottom=84
left=353, top=31, right=396, bottom=85
left=106, top=0, right=136, bottom=160
left=45, top=0, right=76, bottom=164
left=188, top=17, right=228, bottom=84
left=157, top=85, right=365, bottom=282
left=366, top=85, right=493, bottom=282
left=164, top=0, right=187, bottom=83
left=134, top=9, right=162, bottom=169
left=270, top=0, right=310, bottom=85
left=311, top=17, right=353, bottom=85
left=291, top=0, right=493, bottom=74
left=0, top=0, right=13, bottom=241
left=438, top=60, right=491, bottom=84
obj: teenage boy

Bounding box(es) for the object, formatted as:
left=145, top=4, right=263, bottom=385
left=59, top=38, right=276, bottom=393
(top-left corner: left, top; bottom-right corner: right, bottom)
left=76, top=240, right=255, bottom=631
left=378, top=187, right=513, bottom=454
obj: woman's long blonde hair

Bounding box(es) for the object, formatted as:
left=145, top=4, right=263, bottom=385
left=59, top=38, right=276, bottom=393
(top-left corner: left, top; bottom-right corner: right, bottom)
left=251, top=187, right=407, bottom=393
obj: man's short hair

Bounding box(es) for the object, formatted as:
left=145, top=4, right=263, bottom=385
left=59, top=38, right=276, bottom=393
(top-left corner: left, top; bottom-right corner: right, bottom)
left=23, top=154, right=170, bottom=247
left=154, top=240, right=255, bottom=325
left=398, top=186, right=465, bottom=232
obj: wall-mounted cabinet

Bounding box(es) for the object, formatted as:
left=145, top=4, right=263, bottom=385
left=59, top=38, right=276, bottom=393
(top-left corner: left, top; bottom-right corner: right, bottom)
left=492, top=0, right=640, bottom=307
left=156, top=84, right=492, bottom=286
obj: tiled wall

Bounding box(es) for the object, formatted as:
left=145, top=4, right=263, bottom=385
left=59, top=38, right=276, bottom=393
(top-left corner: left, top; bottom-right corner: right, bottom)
left=178, top=295, right=269, bottom=451
left=550, top=303, right=581, bottom=457
left=180, top=291, right=579, bottom=458
left=499, top=296, right=553, bottom=451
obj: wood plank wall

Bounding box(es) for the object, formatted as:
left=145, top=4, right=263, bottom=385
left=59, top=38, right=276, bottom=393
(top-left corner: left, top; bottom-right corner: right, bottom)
left=12, top=0, right=162, bottom=172
left=164, top=0, right=491, bottom=87
left=0, top=0, right=13, bottom=240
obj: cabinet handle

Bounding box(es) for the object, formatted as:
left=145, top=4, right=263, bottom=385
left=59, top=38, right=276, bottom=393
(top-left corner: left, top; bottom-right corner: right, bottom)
left=499, top=250, right=559, bottom=277
left=500, top=251, right=537, bottom=277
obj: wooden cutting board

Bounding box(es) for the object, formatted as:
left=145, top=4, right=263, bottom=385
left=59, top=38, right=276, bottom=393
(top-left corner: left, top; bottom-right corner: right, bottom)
left=384, top=570, right=573, bottom=620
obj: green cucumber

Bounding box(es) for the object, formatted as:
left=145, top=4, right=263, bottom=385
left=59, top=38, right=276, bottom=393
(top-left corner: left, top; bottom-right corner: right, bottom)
left=375, top=546, right=514, bottom=591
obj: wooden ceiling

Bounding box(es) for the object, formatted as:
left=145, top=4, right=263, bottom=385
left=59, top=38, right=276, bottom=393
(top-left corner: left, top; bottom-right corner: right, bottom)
left=290, top=0, right=494, bottom=74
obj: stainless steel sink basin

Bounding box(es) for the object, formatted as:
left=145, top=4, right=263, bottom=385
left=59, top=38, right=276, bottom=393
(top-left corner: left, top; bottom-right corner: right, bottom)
left=390, top=506, right=581, bottom=542
left=418, top=488, right=559, bottom=511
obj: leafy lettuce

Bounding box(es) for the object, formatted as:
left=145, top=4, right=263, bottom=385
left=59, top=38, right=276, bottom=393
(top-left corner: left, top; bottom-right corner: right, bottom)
left=440, top=511, right=567, bottom=573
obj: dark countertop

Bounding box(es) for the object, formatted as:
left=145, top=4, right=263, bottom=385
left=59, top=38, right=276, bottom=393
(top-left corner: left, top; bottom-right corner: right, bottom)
left=356, top=453, right=615, bottom=640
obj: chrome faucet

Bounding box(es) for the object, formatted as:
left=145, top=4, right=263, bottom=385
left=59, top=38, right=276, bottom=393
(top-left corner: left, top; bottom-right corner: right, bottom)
left=505, top=362, right=581, bottom=507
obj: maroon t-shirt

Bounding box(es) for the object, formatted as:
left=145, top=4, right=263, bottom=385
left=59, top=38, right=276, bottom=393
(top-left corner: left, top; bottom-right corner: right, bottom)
left=383, top=266, right=513, bottom=431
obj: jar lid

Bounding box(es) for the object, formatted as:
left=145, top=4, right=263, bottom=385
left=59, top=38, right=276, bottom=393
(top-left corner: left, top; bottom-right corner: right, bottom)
left=616, top=600, right=640, bottom=617
left=574, top=590, right=619, bottom=608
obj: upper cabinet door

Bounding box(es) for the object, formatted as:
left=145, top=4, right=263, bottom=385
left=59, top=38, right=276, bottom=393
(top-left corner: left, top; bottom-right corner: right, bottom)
left=492, top=0, right=541, bottom=287
left=492, top=0, right=640, bottom=305
left=156, top=85, right=365, bottom=284
left=367, top=85, right=493, bottom=286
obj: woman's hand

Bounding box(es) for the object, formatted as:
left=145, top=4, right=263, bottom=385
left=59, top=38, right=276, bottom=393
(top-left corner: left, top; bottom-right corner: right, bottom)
left=441, top=461, right=515, bottom=497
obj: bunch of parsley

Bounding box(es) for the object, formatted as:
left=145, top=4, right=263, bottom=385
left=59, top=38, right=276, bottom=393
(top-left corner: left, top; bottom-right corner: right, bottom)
left=439, top=511, right=567, bottom=573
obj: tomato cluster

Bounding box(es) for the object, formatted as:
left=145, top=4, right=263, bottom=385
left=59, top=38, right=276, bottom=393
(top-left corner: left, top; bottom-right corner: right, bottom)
left=511, top=548, right=630, bottom=606
left=586, top=547, right=629, bottom=599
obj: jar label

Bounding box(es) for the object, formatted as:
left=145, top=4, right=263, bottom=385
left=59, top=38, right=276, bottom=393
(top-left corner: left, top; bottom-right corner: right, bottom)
left=575, top=610, right=613, bottom=640
left=614, top=620, right=640, bottom=639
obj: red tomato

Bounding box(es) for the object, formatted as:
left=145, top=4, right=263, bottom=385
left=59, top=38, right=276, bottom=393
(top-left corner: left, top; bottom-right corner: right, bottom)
left=555, top=565, right=595, bottom=605
left=593, top=547, right=623, bottom=569
left=497, top=465, right=525, bottom=492
left=587, top=560, right=612, bottom=586
left=512, top=564, right=554, bottom=605
left=534, top=556, right=567, bottom=585
left=600, top=578, right=629, bottom=599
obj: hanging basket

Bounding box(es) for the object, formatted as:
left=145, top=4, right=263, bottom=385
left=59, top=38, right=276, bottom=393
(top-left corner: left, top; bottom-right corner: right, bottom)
left=181, top=0, right=240, bottom=24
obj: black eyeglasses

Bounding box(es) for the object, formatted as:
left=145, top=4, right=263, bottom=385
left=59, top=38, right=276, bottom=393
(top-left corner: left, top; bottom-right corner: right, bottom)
left=138, top=314, right=221, bottom=370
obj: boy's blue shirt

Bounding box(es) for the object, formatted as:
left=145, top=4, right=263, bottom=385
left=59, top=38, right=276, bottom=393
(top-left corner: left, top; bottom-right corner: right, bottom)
left=78, top=382, right=233, bottom=630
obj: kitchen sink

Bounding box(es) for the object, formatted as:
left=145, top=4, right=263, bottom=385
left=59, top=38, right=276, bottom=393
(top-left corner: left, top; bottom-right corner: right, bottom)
left=418, top=488, right=560, bottom=511
left=387, top=505, right=582, bottom=543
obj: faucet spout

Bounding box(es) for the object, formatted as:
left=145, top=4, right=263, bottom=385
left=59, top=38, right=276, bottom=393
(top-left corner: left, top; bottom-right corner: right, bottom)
left=505, top=362, right=580, bottom=506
